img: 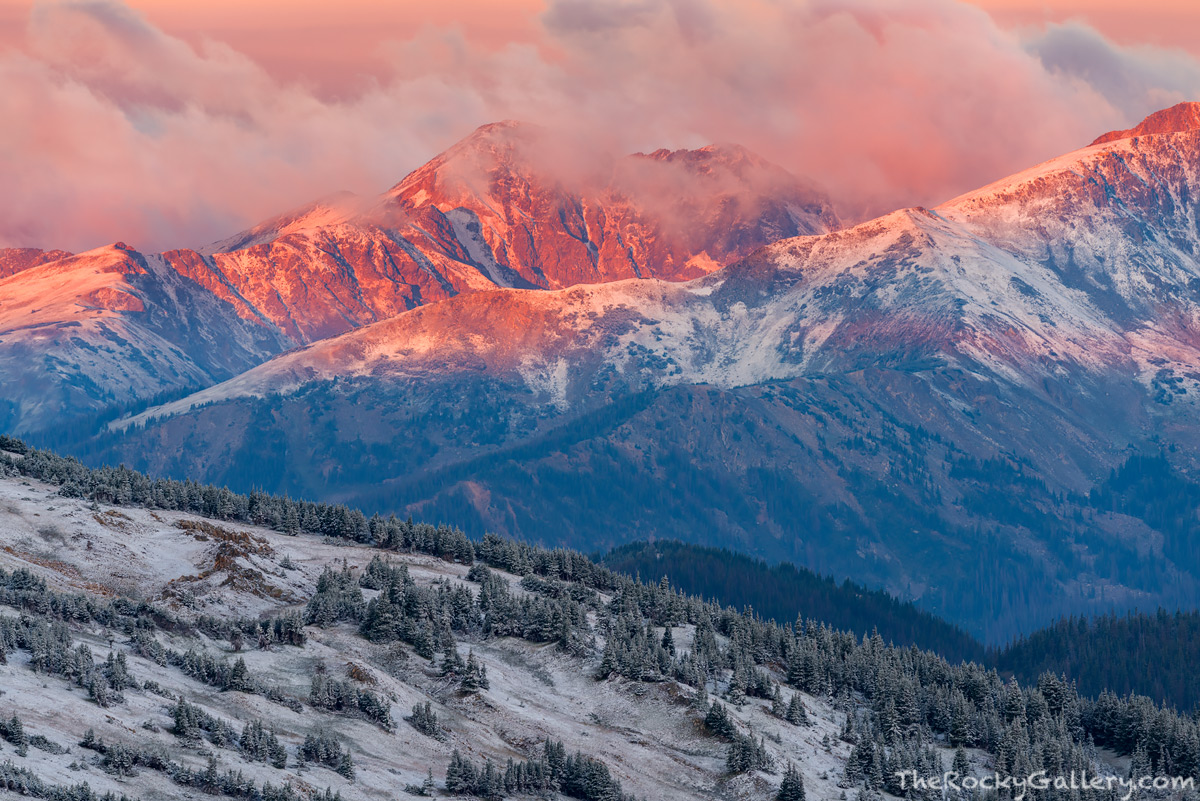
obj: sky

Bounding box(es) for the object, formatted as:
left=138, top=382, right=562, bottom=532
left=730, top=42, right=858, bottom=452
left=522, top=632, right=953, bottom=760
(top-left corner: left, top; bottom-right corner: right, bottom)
left=1, top=0, right=1199, bottom=252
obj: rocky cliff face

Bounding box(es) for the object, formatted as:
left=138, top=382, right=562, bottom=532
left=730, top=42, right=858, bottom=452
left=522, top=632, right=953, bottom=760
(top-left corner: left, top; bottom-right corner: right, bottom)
left=178, top=121, right=837, bottom=344
left=384, top=121, right=838, bottom=290
left=1090, top=100, right=1200, bottom=145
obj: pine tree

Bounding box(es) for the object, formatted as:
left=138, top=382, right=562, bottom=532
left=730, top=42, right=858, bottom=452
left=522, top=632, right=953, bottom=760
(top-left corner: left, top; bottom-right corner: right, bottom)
left=952, top=746, right=971, bottom=777
left=661, top=626, right=676, bottom=656
left=949, top=704, right=972, bottom=747
left=787, top=693, right=809, bottom=726
left=771, top=685, right=788, bottom=718
left=778, top=762, right=807, bottom=801
left=1130, top=740, right=1152, bottom=780
left=459, top=651, right=489, bottom=693
left=225, top=657, right=253, bottom=692
left=7, top=715, right=27, bottom=757
left=89, top=675, right=111, bottom=708
left=705, top=701, right=736, bottom=739
left=841, top=711, right=857, bottom=743
left=726, top=661, right=748, bottom=705
left=446, top=750, right=478, bottom=793
left=440, top=644, right=465, bottom=677
left=406, top=701, right=446, bottom=741
left=337, top=749, right=356, bottom=780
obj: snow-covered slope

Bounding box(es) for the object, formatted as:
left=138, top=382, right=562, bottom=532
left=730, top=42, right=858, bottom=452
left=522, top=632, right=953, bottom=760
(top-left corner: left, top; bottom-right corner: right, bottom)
left=0, top=468, right=865, bottom=801
left=0, top=245, right=289, bottom=434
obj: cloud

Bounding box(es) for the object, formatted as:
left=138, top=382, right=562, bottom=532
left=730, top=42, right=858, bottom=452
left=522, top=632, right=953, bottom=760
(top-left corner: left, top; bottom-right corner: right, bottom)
left=1024, top=21, right=1200, bottom=122
left=1, top=0, right=1198, bottom=253
left=0, top=1, right=491, bottom=252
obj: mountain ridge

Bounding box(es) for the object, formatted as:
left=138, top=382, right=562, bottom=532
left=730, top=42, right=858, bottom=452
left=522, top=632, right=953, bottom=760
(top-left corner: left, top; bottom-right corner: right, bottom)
left=1090, top=100, right=1200, bottom=145
left=0, top=126, right=835, bottom=434
left=83, top=104, right=1200, bottom=642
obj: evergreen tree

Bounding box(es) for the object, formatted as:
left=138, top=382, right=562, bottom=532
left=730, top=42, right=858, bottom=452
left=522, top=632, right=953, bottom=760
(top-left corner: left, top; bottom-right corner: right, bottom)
left=225, top=657, right=253, bottom=692
left=5, top=715, right=28, bottom=757
left=459, top=651, right=489, bottom=693
left=952, top=746, right=971, bottom=778
left=661, top=626, right=676, bottom=656
left=778, top=762, right=806, bottom=801
left=786, top=693, right=809, bottom=726
left=705, top=701, right=736, bottom=739
left=771, top=685, right=788, bottom=719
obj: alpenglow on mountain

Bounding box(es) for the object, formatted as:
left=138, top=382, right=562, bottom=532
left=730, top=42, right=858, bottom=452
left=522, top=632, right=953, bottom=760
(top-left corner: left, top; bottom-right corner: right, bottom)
left=0, top=121, right=836, bottom=434
left=10, top=104, right=1200, bottom=641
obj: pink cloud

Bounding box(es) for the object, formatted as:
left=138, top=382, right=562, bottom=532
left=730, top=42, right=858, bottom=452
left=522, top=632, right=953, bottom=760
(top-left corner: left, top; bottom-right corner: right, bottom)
left=1, top=0, right=1197, bottom=253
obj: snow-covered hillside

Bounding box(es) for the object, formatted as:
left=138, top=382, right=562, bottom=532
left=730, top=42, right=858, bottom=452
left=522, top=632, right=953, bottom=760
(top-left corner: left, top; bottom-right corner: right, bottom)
left=0, top=467, right=855, bottom=801
left=1, top=447, right=1159, bottom=801
left=13, top=429, right=1190, bottom=801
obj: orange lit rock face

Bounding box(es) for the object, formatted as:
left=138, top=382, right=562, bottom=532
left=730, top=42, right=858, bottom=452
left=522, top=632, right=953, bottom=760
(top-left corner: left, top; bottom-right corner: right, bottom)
left=1090, top=101, right=1200, bottom=146
left=79, top=287, right=145, bottom=313
left=384, top=122, right=839, bottom=293
left=0, top=122, right=835, bottom=432
left=183, top=228, right=453, bottom=343
left=172, top=122, right=837, bottom=345
left=121, top=122, right=838, bottom=347
left=0, top=248, right=74, bottom=279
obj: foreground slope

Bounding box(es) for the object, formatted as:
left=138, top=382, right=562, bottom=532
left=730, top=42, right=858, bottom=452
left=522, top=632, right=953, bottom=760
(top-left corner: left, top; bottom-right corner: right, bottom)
left=0, top=123, right=835, bottom=435
left=98, top=104, right=1200, bottom=641
left=1, top=444, right=1189, bottom=801
left=0, top=460, right=844, bottom=800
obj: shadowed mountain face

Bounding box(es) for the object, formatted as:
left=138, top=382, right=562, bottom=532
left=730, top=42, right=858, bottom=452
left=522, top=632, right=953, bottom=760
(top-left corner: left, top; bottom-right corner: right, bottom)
left=0, top=123, right=836, bottom=434
left=80, top=104, right=1200, bottom=642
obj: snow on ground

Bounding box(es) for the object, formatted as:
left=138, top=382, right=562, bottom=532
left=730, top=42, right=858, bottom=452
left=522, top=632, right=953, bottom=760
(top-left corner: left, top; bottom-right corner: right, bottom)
left=0, top=470, right=864, bottom=800
left=0, top=468, right=1135, bottom=799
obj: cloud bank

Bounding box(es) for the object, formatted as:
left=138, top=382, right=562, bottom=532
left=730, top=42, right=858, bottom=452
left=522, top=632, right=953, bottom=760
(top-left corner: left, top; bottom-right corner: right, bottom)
left=2, top=0, right=1199, bottom=253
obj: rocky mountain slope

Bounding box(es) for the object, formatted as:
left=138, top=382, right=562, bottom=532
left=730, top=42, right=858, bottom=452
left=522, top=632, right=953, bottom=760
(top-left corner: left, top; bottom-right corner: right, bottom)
left=0, top=244, right=290, bottom=435
left=0, top=123, right=834, bottom=435
left=90, top=104, right=1200, bottom=642
left=0, top=248, right=73, bottom=280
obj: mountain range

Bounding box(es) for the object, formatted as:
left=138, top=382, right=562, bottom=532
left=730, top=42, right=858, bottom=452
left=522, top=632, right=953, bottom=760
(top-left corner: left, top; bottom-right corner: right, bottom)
left=0, top=121, right=834, bottom=434
left=7, top=104, right=1200, bottom=642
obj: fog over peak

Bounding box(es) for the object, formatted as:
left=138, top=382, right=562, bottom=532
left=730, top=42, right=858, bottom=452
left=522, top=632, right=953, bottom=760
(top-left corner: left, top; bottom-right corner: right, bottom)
left=2, top=0, right=1198, bottom=253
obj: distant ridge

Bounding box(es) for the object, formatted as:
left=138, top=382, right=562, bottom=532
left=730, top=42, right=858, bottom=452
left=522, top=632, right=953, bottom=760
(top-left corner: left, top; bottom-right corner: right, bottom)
left=601, top=540, right=986, bottom=663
